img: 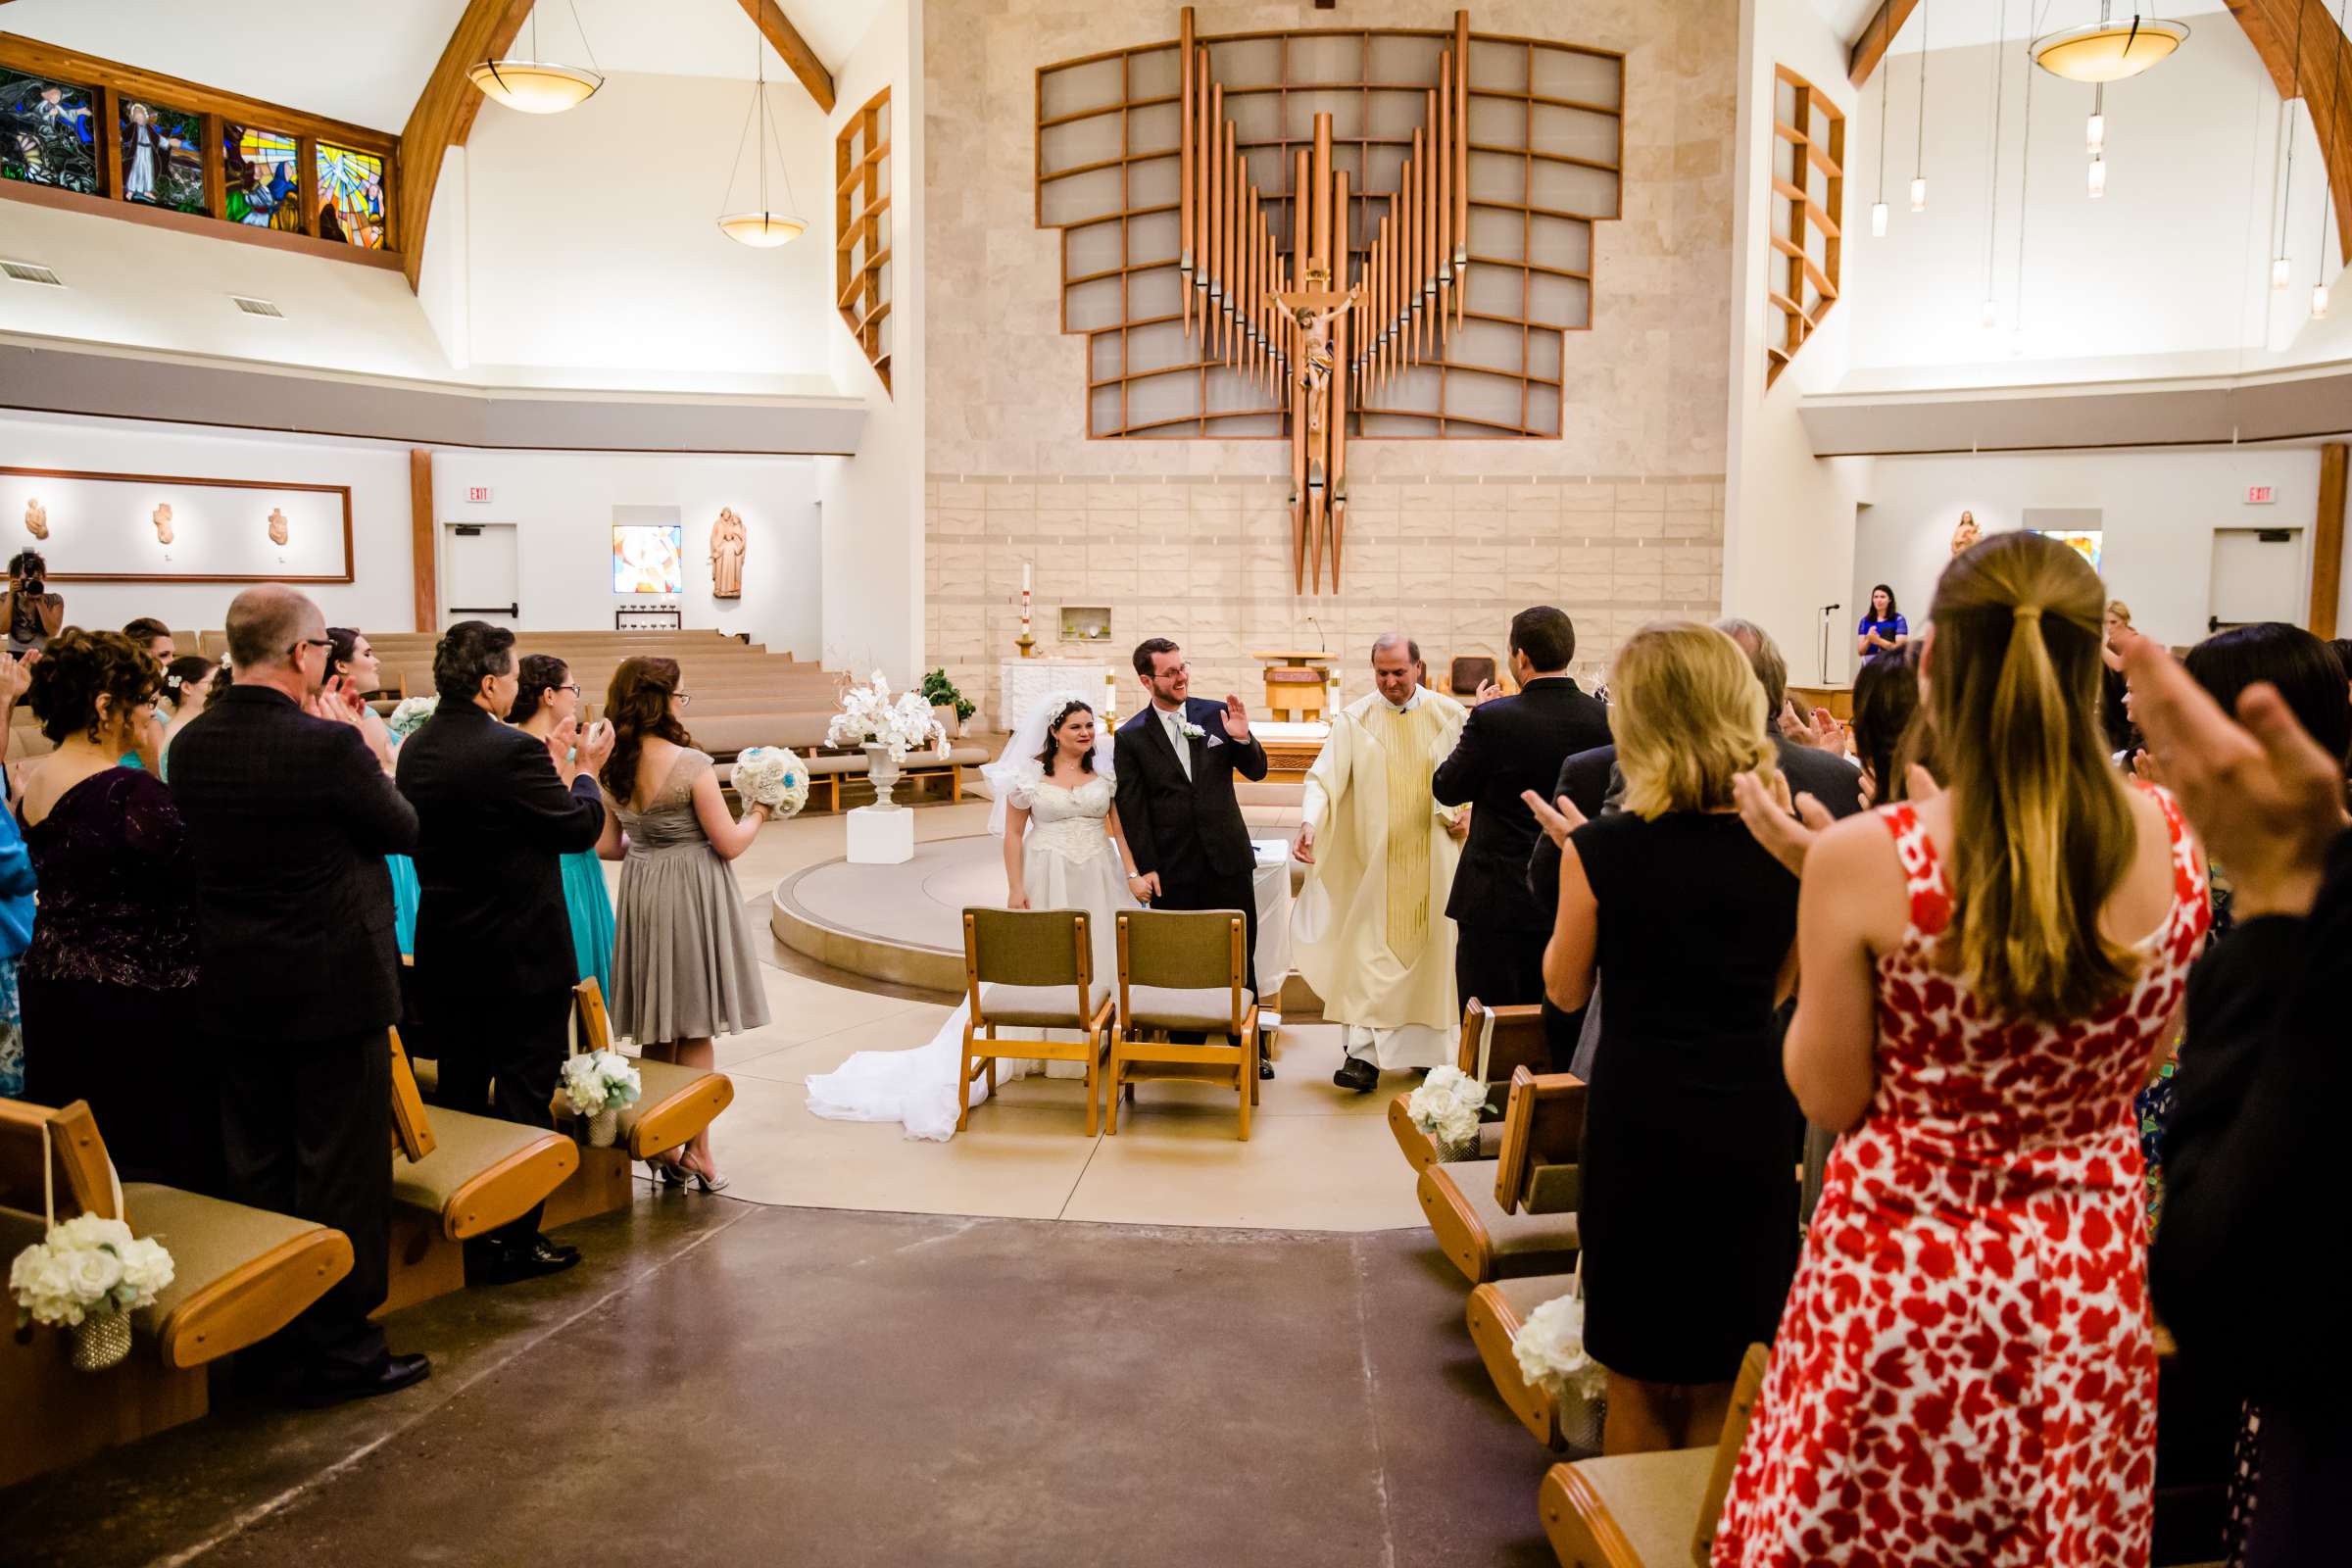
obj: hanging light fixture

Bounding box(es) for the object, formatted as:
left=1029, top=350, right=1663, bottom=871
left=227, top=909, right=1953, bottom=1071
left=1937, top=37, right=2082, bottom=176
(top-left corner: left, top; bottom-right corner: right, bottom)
left=2016, top=20, right=2036, bottom=351
left=2317, top=0, right=2350, bottom=317
left=717, top=18, right=808, bottom=247
left=2032, top=8, right=2189, bottom=83
left=1871, top=39, right=1891, bottom=236
left=468, top=2, right=603, bottom=115
left=1911, top=0, right=1931, bottom=211
left=2273, top=0, right=2307, bottom=291
left=2087, top=155, right=2106, bottom=198
left=1981, top=0, right=2008, bottom=328
left=2085, top=80, right=2105, bottom=197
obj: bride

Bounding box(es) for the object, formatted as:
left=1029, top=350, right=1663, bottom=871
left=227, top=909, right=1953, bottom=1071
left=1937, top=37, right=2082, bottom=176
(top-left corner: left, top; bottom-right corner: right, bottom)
left=804, top=692, right=1151, bottom=1140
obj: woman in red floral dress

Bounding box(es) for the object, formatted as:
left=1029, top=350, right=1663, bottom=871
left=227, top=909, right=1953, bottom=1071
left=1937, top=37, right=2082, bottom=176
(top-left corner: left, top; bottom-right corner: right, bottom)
left=1718, top=531, right=2210, bottom=1568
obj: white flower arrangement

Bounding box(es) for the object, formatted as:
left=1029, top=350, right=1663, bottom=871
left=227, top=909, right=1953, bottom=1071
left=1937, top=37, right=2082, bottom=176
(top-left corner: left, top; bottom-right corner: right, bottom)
left=385, top=695, right=439, bottom=740
left=561, top=1049, right=644, bottom=1118
left=9, top=1213, right=174, bottom=1330
left=732, top=746, right=810, bottom=818
left=827, top=671, right=949, bottom=762
left=1176, top=717, right=1206, bottom=741
left=1405, top=1065, right=1489, bottom=1148
left=1511, top=1292, right=1608, bottom=1400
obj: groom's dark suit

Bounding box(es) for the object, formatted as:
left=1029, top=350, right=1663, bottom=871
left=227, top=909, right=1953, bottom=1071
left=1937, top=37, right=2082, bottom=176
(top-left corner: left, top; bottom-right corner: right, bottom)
left=1112, top=697, right=1269, bottom=995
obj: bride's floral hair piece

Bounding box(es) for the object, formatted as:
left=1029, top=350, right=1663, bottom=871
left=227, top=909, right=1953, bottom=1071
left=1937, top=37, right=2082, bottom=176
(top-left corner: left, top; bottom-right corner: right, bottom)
left=1035, top=693, right=1098, bottom=771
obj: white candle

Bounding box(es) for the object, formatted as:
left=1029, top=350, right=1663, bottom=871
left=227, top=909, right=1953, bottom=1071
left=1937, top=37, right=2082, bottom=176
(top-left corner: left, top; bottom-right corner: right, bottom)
left=1022, top=560, right=1032, bottom=592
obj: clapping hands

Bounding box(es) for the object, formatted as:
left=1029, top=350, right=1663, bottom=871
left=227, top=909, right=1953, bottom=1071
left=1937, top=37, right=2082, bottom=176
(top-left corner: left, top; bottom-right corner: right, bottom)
left=1779, top=699, right=1845, bottom=752
left=1521, top=789, right=1587, bottom=849
left=1222, top=693, right=1251, bottom=741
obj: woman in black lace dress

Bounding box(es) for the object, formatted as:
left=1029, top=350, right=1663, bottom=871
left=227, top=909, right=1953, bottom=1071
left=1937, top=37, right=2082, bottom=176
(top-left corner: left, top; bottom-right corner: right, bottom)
left=14, top=629, right=204, bottom=1185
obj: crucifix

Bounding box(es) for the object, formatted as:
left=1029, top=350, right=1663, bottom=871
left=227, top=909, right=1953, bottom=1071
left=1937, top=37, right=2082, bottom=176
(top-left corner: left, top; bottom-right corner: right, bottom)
left=1271, top=264, right=1360, bottom=449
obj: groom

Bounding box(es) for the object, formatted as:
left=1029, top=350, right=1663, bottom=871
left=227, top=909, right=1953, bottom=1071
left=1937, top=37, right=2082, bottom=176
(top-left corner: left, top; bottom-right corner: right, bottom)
left=1113, top=637, right=1275, bottom=1078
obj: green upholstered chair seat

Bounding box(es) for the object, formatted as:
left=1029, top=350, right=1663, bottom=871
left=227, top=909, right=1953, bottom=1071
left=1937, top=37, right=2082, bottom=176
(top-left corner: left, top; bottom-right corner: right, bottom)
left=613, top=1059, right=734, bottom=1161
left=1553, top=1447, right=1717, bottom=1564
left=391, top=1109, right=573, bottom=1239
left=1490, top=1271, right=1576, bottom=1327
left=978, top=980, right=1102, bottom=1029
left=1448, top=1160, right=1582, bottom=1256
left=120, top=1183, right=335, bottom=1334
left=1123, top=984, right=1253, bottom=1033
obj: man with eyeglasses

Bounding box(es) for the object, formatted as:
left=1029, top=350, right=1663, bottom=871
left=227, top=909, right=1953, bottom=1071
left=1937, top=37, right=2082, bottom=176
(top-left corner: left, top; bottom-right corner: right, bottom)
left=398, top=620, right=613, bottom=1285
left=169, top=584, right=429, bottom=1406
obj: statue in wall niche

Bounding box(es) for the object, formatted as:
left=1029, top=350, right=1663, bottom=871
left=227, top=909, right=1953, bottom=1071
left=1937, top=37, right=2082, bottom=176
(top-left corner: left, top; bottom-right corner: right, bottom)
left=1950, top=510, right=1981, bottom=558
left=710, top=507, right=747, bottom=599
left=152, top=503, right=174, bottom=545
left=23, top=498, right=47, bottom=540
left=268, top=507, right=288, bottom=546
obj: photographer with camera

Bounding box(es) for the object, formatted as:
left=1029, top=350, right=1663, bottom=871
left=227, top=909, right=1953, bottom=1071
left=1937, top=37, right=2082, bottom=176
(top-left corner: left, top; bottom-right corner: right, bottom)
left=5, top=550, right=65, bottom=660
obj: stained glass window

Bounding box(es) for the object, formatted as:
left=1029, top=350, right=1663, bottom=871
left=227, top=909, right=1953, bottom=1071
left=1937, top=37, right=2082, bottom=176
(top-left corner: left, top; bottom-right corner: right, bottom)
left=118, top=98, right=204, bottom=213
left=315, top=142, right=386, bottom=248
left=223, top=122, right=301, bottom=230
left=0, top=69, right=99, bottom=195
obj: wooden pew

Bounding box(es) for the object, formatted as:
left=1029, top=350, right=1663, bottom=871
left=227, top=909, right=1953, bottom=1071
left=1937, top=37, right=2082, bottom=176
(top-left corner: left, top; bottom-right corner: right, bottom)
left=0, top=1099, right=354, bottom=1488
left=1417, top=1067, right=1586, bottom=1286
left=1388, top=1000, right=1546, bottom=1172
left=540, top=979, right=737, bottom=1228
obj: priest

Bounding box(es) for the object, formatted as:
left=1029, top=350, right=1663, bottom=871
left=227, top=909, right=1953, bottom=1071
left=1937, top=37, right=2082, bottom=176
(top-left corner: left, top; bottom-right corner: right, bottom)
left=1294, top=633, right=1469, bottom=1093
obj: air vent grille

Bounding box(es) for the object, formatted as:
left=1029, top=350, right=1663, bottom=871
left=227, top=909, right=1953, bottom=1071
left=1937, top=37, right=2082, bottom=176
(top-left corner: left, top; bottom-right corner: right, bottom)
left=2, top=261, right=63, bottom=286
left=230, top=294, right=284, bottom=318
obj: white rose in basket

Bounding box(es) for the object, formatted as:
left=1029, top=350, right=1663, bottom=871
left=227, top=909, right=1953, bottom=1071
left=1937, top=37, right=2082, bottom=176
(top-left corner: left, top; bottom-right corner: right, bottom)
left=1406, top=1066, right=1489, bottom=1150
left=1511, top=1292, right=1608, bottom=1401
left=827, top=671, right=949, bottom=762
left=732, top=746, right=810, bottom=818
left=10, top=1214, right=174, bottom=1329
left=563, top=1049, right=643, bottom=1117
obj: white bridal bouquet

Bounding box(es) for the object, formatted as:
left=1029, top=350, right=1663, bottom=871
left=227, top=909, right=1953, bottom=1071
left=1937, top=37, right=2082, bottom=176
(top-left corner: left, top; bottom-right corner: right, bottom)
left=385, top=695, right=438, bottom=740
left=826, top=671, right=949, bottom=762
left=563, top=1049, right=642, bottom=1147
left=732, top=746, right=811, bottom=818
left=1511, top=1291, right=1609, bottom=1404
left=1405, top=1065, right=1489, bottom=1154
left=11, top=1213, right=174, bottom=1371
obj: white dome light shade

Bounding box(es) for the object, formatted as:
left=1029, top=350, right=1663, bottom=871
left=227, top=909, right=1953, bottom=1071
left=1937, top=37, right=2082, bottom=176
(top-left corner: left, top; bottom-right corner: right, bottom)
left=2031, top=18, right=2188, bottom=83
left=717, top=211, right=807, bottom=247
left=467, top=58, right=603, bottom=114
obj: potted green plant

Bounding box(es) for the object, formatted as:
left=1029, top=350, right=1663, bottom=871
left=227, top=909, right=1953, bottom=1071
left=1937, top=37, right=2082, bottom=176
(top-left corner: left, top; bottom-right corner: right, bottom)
left=920, top=668, right=976, bottom=736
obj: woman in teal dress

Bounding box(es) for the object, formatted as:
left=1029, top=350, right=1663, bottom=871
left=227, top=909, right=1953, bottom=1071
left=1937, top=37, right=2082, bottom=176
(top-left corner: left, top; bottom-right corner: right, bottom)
left=510, top=655, right=616, bottom=1000
left=324, top=628, right=419, bottom=952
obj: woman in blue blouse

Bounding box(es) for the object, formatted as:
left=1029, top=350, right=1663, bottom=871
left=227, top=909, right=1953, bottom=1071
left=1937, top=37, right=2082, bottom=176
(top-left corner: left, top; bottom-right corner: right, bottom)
left=323, top=628, right=419, bottom=952
left=508, top=654, right=616, bottom=1001
left=1854, top=583, right=1908, bottom=663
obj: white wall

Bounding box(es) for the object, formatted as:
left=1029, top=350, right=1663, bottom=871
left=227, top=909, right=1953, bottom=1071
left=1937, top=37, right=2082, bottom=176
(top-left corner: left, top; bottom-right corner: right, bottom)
left=425, top=451, right=821, bottom=653
left=818, top=0, right=924, bottom=683
left=1851, top=444, right=2340, bottom=652
left=0, top=410, right=416, bottom=631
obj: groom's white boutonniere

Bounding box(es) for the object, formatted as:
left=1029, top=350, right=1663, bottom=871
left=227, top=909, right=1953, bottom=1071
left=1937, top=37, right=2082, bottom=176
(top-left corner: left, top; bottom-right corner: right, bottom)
left=1177, top=718, right=1206, bottom=741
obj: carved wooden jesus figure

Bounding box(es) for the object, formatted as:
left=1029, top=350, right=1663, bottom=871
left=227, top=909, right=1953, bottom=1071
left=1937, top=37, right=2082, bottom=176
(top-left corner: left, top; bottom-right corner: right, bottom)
left=24, top=498, right=46, bottom=540
left=152, top=503, right=173, bottom=545
left=710, top=506, right=748, bottom=599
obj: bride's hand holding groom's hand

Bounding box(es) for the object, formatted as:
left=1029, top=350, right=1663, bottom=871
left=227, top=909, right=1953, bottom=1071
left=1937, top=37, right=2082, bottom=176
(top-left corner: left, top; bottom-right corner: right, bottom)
left=1126, top=869, right=1160, bottom=900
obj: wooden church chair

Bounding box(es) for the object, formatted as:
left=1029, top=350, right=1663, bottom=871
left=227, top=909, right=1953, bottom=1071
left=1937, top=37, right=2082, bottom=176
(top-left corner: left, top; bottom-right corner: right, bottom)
left=0, top=1098, right=354, bottom=1488
left=381, top=1029, right=577, bottom=1313
left=1388, top=999, right=1547, bottom=1171
left=1107, top=908, right=1259, bottom=1140
left=956, top=907, right=1117, bottom=1135
left=538, top=979, right=739, bottom=1225
left=1536, top=1343, right=1769, bottom=1568
left=1418, top=1067, right=1586, bottom=1286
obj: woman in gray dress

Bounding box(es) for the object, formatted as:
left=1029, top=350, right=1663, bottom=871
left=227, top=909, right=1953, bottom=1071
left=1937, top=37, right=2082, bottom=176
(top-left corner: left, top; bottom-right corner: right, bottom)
left=597, top=657, right=772, bottom=1191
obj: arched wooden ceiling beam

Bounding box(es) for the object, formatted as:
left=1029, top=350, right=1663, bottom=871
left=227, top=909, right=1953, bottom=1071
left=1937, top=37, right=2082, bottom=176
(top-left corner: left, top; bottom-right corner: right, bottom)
left=1847, top=0, right=1920, bottom=86
left=2230, top=0, right=2352, bottom=259
left=735, top=0, right=835, bottom=114
left=395, top=0, right=534, bottom=291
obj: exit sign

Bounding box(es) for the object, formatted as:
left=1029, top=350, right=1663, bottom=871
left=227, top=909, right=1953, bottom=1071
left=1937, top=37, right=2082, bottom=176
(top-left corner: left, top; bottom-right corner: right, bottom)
left=466, top=486, right=493, bottom=504
left=2246, top=485, right=2276, bottom=504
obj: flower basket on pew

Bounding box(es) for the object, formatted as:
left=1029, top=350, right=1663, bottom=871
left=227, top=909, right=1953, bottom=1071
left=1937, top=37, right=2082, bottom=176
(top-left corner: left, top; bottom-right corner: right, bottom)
left=732, top=745, right=811, bottom=819
left=1406, top=1066, right=1489, bottom=1162
left=1511, top=1269, right=1608, bottom=1452
left=10, top=1212, right=174, bottom=1373
left=562, top=1049, right=643, bottom=1148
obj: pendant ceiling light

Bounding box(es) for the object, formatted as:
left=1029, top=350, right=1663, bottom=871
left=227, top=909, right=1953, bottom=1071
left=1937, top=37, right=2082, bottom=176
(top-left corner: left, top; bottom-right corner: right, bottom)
left=1982, top=0, right=2008, bottom=328
left=2016, top=17, right=2036, bottom=351
left=1871, top=45, right=1891, bottom=236
left=2086, top=84, right=2105, bottom=198
left=2273, top=0, right=2306, bottom=291
left=468, top=2, right=603, bottom=115
left=1911, top=0, right=1931, bottom=211
left=717, top=19, right=807, bottom=247
left=2032, top=9, right=2188, bottom=83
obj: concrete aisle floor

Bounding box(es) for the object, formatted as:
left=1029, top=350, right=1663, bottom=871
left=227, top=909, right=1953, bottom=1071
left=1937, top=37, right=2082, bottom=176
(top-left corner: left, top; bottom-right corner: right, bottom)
left=0, top=1200, right=1558, bottom=1568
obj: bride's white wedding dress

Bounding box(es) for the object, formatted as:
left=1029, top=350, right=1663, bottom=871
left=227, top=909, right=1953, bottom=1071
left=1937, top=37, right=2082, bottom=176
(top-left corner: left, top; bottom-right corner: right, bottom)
left=804, top=765, right=1137, bottom=1141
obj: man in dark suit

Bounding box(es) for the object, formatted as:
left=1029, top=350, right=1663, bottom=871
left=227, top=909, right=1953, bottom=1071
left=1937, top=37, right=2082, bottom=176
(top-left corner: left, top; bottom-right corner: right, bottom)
left=1432, top=607, right=1611, bottom=1009
left=1112, top=637, right=1274, bottom=1076
left=397, top=620, right=612, bottom=1284
left=171, top=585, right=429, bottom=1406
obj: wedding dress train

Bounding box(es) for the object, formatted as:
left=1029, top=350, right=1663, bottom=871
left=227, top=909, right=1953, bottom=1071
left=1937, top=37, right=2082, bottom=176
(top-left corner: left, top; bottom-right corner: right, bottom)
left=804, top=770, right=1136, bottom=1141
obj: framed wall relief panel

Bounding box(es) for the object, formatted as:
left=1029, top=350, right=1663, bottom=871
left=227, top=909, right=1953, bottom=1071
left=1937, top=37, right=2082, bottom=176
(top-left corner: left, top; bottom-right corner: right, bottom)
left=0, top=466, right=354, bottom=583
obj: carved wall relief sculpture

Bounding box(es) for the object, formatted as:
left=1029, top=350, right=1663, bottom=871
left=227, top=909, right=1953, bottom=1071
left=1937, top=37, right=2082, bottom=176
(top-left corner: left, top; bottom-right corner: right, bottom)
left=152, top=503, right=174, bottom=544
left=24, top=498, right=47, bottom=540
left=710, top=507, right=747, bottom=600
left=268, top=507, right=289, bottom=546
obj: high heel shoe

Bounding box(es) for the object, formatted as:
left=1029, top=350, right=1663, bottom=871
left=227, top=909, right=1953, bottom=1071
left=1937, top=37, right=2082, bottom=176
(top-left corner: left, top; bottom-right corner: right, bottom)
left=677, top=1153, right=730, bottom=1194
left=647, top=1156, right=689, bottom=1188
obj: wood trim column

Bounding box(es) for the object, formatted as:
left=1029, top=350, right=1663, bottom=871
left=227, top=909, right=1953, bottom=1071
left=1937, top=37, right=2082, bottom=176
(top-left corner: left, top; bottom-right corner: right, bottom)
left=409, top=448, right=437, bottom=632
left=2314, top=441, right=2346, bottom=638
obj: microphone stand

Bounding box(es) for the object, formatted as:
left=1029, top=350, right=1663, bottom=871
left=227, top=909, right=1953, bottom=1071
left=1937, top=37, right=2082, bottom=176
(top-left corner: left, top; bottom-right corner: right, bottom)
left=1819, top=603, right=1842, bottom=686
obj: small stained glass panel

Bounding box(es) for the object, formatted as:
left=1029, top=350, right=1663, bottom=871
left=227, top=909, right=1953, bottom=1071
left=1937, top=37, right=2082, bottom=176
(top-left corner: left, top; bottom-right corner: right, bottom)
left=223, top=123, right=302, bottom=230
left=0, top=69, right=100, bottom=194
left=315, top=142, right=387, bottom=247
left=117, top=98, right=205, bottom=213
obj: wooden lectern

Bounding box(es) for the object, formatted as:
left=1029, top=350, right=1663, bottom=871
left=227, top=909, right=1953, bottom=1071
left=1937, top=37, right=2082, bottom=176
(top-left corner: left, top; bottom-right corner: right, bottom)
left=1252, top=649, right=1335, bottom=721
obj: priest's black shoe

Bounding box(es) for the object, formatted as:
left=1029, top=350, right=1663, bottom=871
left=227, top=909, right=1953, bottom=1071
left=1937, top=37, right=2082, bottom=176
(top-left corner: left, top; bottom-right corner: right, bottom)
left=1259, top=1047, right=1276, bottom=1080
left=473, top=1234, right=581, bottom=1285
left=1332, top=1056, right=1378, bottom=1094
left=284, top=1352, right=431, bottom=1409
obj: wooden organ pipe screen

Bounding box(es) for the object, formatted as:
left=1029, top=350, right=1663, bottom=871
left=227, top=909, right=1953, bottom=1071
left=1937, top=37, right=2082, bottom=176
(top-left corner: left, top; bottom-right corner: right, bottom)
left=1765, top=65, right=1841, bottom=389
left=1035, top=13, right=1622, bottom=440
left=835, top=85, right=893, bottom=394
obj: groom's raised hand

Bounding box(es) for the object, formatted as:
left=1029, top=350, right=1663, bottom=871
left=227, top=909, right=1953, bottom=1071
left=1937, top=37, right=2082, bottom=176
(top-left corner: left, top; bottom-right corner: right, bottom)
left=1223, top=693, right=1252, bottom=741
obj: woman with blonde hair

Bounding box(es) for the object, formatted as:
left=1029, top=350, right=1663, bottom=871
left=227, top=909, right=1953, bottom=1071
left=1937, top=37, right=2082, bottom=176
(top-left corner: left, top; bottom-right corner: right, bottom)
left=1528, top=620, right=1801, bottom=1453
left=1716, top=531, right=2210, bottom=1567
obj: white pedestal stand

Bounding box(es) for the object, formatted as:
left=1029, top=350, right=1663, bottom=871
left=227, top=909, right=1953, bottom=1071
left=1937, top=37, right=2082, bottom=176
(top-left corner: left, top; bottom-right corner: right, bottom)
left=846, top=805, right=916, bottom=865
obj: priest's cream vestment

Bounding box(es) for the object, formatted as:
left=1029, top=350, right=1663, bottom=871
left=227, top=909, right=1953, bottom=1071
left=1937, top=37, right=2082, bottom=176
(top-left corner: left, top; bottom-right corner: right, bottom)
left=1295, top=687, right=1468, bottom=1068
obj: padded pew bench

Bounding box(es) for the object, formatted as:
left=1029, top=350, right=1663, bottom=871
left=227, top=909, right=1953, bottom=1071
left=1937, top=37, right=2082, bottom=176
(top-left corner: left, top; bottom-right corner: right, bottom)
left=1388, top=1000, right=1546, bottom=1172
left=1418, top=1066, right=1586, bottom=1286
